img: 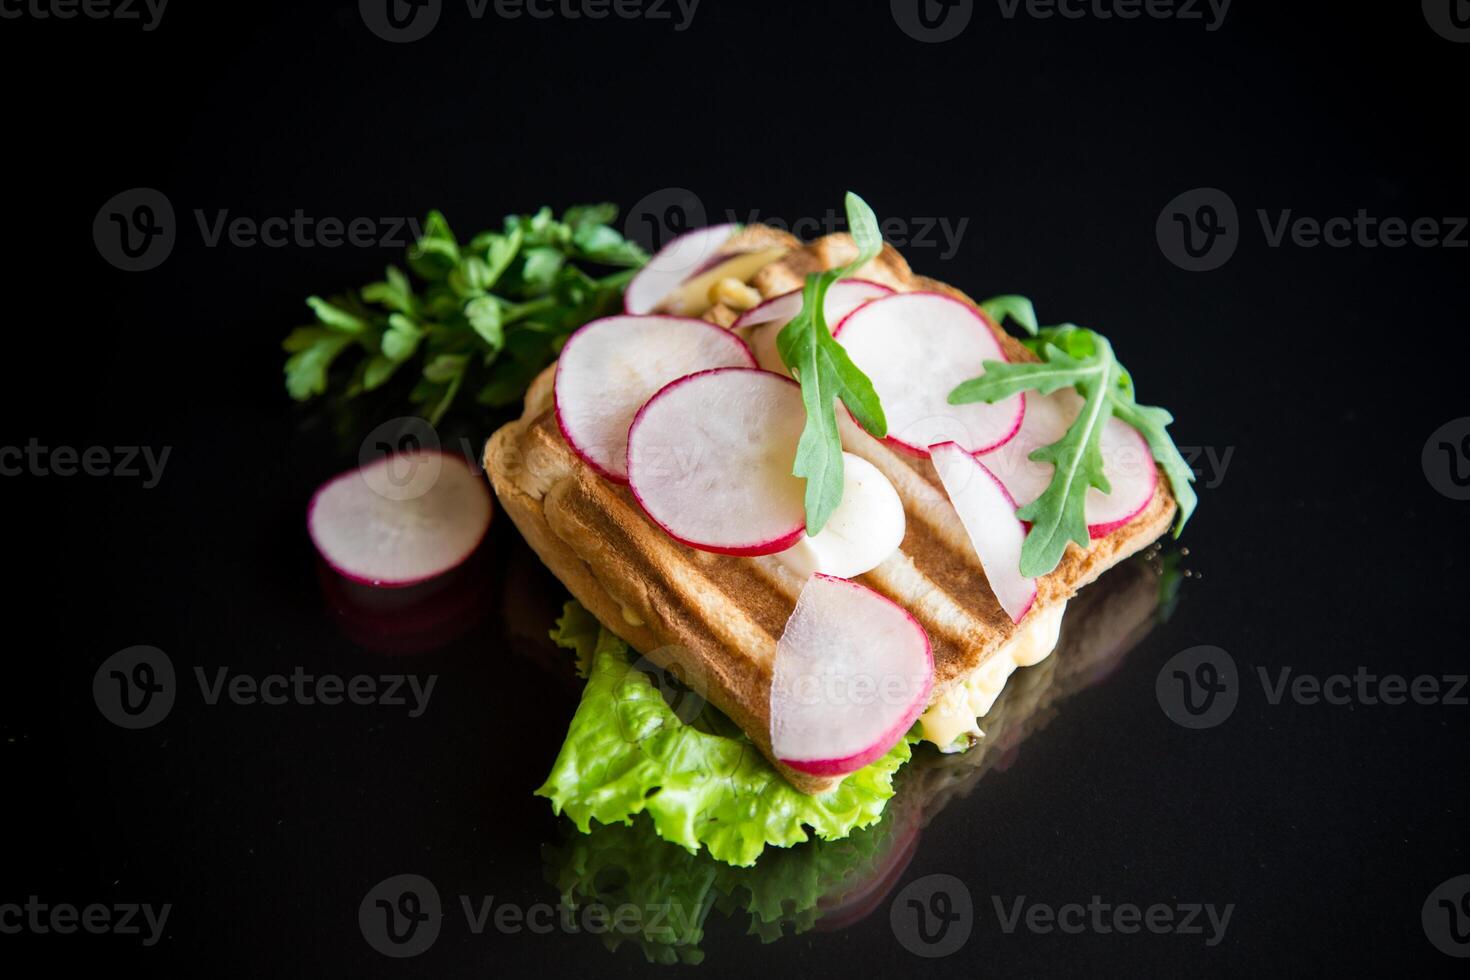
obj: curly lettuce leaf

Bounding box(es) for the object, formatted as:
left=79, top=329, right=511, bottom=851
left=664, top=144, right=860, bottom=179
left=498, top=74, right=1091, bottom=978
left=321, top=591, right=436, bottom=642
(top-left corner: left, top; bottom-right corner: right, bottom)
left=536, top=602, right=914, bottom=867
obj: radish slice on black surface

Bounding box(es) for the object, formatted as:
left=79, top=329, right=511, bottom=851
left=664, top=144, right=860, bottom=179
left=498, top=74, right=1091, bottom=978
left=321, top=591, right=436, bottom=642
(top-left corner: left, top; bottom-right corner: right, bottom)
left=770, top=573, right=934, bottom=777
left=977, top=389, right=1157, bottom=538
left=930, top=442, right=1037, bottom=623
left=626, top=367, right=806, bottom=556
left=554, top=314, right=755, bottom=482
left=308, top=450, right=492, bottom=588
left=833, top=292, right=1024, bottom=456
left=734, top=279, right=894, bottom=374
left=624, top=224, right=739, bottom=315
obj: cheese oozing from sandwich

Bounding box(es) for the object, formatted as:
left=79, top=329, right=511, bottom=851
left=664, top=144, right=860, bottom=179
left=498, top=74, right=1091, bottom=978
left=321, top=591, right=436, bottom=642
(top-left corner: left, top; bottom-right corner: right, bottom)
left=919, top=600, right=1067, bottom=751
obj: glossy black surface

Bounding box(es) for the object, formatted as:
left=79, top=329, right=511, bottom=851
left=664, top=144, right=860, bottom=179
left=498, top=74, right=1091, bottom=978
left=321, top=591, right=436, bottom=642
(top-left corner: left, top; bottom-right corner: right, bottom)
left=3, top=3, right=1468, bottom=975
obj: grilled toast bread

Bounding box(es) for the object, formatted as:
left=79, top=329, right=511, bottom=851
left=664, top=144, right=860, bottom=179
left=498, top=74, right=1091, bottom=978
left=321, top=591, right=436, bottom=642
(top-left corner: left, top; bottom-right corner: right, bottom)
left=485, top=229, right=1176, bottom=794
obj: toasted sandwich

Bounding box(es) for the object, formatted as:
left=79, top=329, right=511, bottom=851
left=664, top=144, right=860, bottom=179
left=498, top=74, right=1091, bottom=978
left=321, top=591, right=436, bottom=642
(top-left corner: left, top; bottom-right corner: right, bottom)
left=486, top=223, right=1177, bottom=798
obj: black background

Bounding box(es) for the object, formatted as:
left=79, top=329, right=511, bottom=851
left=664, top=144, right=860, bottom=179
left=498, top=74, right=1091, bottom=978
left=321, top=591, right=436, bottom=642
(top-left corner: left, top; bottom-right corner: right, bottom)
left=3, top=1, right=1468, bottom=976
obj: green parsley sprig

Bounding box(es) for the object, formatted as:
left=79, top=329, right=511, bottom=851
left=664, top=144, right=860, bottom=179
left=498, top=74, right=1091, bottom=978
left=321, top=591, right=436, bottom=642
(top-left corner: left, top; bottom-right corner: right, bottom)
left=950, top=316, right=1197, bottom=578
left=776, top=192, right=889, bottom=535
left=283, top=205, right=647, bottom=424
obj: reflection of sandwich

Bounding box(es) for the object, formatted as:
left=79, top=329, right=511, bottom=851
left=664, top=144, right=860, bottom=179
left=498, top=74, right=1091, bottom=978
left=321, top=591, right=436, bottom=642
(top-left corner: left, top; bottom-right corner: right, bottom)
left=541, top=555, right=1172, bottom=964
left=486, top=200, right=1190, bottom=866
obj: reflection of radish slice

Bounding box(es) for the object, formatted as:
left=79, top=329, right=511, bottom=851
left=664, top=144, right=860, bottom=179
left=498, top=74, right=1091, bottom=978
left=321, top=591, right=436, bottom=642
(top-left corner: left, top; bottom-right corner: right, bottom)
left=977, top=389, right=1157, bottom=538
left=554, top=314, right=755, bottom=482
left=626, top=368, right=806, bottom=556
left=771, top=574, right=934, bottom=777
left=930, top=442, right=1036, bottom=623
left=735, top=279, right=894, bottom=374
left=308, top=450, right=492, bottom=588
left=624, top=224, right=739, bottom=314
left=833, top=292, right=1024, bottom=456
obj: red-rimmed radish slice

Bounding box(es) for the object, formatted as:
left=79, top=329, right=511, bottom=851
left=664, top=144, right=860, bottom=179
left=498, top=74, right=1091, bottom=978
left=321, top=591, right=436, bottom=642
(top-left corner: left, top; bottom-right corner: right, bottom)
left=930, top=442, right=1036, bottom=623
left=833, top=292, right=1024, bottom=456
left=733, top=279, right=894, bottom=330
left=625, top=224, right=738, bottom=314
left=977, top=389, right=1158, bottom=538
left=735, top=280, right=895, bottom=374
left=770, top=573, right=934, bottom=777
left=554, top=314, right=755, bottom=482
left=308, top=450, right=492, bottom=589
left=626, top=367, right=806, bottom=556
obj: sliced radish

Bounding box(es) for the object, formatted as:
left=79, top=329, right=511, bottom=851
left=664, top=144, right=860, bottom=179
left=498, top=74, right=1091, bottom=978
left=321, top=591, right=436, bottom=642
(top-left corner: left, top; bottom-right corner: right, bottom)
left=930, top=442, right=1036, bottom=623
left=770, top=573, right=934, bottom=777
left=554, top=314, right=755, bottom=482
left=977, top=389, right=1158, bottom=538
left=308, top=450, right=492, bottom=588
left=735, top=279, right=895, bottom=374
left=626, top=367, right=806, bottom=556
left=623, top=221, right=776, bottom=314
left=833, top=292, right=1024, bottom=456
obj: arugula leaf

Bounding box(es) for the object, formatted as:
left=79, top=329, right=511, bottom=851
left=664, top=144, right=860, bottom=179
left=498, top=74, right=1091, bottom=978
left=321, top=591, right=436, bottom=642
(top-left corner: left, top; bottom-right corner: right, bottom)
left=776, top=192, right=889, bottom=534
left=950, top=324, right=1196, bottom=576
left=978, top=294, right=1039, bottom=336
left=283, top=204, right=645, bottom=426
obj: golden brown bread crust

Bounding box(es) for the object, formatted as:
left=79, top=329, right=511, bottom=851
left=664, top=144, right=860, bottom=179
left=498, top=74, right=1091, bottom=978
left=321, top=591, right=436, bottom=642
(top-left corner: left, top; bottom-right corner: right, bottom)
left=484, top=228, right=1176, bottom=795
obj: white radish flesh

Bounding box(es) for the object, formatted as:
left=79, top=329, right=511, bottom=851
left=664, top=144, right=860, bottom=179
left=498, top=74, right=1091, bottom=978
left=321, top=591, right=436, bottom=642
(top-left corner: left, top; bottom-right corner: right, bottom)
left=626, top=368, right=807, bottom=556
left=976, top=389, right=1158, bottom=538
left=554, top=314, right=755, bottom=481
left=930, top=442, right=1037, bottom=623
left=308, top=451, right=492, bottom=588
left=624, top=224, right=739, bottom=315
left=833, top=292, right=1024, bottom=456
left=735, top=279, right=894, bottom=375
left=770, top=573, right=934, bottom=777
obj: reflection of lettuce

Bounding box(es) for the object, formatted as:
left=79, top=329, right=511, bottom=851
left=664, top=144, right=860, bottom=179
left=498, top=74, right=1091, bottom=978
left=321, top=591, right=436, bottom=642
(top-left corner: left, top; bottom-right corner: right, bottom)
left=545, top=805, right=896, bottom=963
left=536, top=603, right=913, bottom=868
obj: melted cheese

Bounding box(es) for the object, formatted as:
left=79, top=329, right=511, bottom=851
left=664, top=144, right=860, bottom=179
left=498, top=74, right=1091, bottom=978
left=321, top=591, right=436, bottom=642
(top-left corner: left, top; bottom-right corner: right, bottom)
left=919, top=601, right=1067, bottom=752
